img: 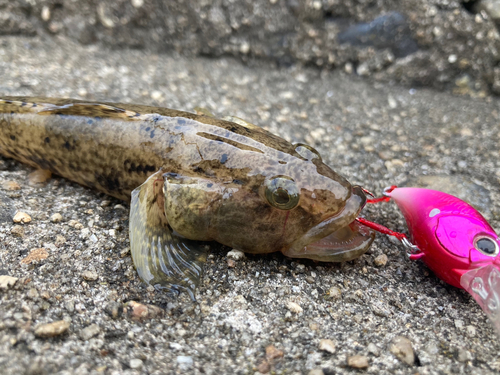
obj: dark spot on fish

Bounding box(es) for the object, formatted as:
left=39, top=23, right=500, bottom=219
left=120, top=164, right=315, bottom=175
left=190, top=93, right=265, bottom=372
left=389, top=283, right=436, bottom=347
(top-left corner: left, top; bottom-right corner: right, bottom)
left=150, top=130, right=155, bottom=139
left=44, top=137, right=50, bottom=143
left=220, top=153, right=228, bottom=164
left=145, top=165, right=156, bottom=172
left=9, top=135, right=15, bottom=141
left=193, top=166, right=204, bottom=173
left=21, top=102, right=27, bottom=107
left=32, top=103, right=37, bottom=107
left=87, top=119, right=93, bottom=125
left=232, top=179, right=244, bottom=185
left=145, top=127, right=151, bottom=132
left=63, top=141, right=71, bottom=150
left=230, top=126, right=238, bottom=132
left=136, top=165, right=144, bottom=173
left=177, top=119, right=186, bottom=125
left=279, top=161, right=286, bottom=165
left=207, top=183, right=213, bottom=188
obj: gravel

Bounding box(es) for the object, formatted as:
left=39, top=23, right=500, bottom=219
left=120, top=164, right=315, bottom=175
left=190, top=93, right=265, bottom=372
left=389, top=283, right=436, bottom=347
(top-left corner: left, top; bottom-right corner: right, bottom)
left=0, top=35, right=499, bottom=374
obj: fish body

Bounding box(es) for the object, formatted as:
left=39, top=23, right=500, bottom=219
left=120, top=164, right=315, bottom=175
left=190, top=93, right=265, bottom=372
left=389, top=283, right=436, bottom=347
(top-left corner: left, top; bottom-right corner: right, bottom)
left=0, top=97, right=375, bottom=296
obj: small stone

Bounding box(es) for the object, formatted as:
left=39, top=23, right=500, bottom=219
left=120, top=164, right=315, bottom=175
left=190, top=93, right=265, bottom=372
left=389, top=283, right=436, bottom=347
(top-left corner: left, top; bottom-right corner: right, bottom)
left=390, top=336, right=415, bottom=365
left=81, top=270, right=98, bottom=281
left=41, top=5, right=51, bottom=21
left=125, top=301, right=163, bottom=321
left=120, top=248, right=130, bottom=258
left=68, top=220, right=84, bottom=229
left=457, top=348, right=472, bottom=362
left=50, top=213, right=63, bottom=223
left=466, top=325, right=476, bottom=337
left=151, top=90, right=163, bottom=100
left=11, top=225, right=24, bottom=237
left=13, top=212, right=31, bottom=224
left=348, top=355, right=369, bottom=369
left=0, top=275, right=18, bottom=289
left=80, top=324, right=100, bottom=340
left=129, top=359, right=143, bottom=369
left=367, top=343, right=379, bottom=356
left=239, top=41, right=250, bottom=54
left=227, top=249, right=245, bottom=260
left=257, top=360, right=270, bottom=374
left=305, top=276, right=315, bottom=284
left=319, top=339, right=336, bottom=353
left=227, top=259, right=236, bottom=268
left=55, top=235, right=66, bottom=247
left=27, top=288, right=39, bottom=299
left=374, top=254, right=388, bottom=267
left=308, top=370, right=324, bottom=375
left=131, top=0, right=144, bottom=8
left=286, top=301, right=303, bottom=314
left=176, top=356, right=193, bottom=369
left=2, top=181, right=20, bottom=190
left=28, top=169, right=52, bottom=185
left=21, top=248, right=49, bottom=264
left=104, top=302, right=123, bottom=319
left=34, top=320, right=70, bottom=338
left=327, top=286, right=341, bottom=300
left=265, top=345, right=284, bottom=360
left=454, top=319, right=464, bottom=329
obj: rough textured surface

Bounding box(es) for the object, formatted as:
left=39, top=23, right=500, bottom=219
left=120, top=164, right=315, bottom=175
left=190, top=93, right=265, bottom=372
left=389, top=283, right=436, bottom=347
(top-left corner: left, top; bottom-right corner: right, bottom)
left=0, top=35, right=499, bottom=374
left=3, top=0, right=500, bottom=95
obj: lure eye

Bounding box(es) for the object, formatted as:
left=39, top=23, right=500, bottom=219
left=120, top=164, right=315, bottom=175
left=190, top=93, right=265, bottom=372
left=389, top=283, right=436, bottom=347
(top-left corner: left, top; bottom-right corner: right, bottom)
left=474, top=236, right=499, bottom=257
left=265, top=176, right=300, bottom=210
left=294, top=143, right=322, bottom=162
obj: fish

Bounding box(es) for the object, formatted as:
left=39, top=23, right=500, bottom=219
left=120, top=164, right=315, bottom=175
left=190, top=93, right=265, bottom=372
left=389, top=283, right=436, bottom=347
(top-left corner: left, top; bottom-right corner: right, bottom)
left=0, top=96, right=375, bottom=297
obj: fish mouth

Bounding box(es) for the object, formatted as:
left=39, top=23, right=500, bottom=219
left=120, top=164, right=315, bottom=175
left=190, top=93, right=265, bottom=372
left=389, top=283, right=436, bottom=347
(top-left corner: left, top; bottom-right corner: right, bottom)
left=283, top=186, right=375, bottom=262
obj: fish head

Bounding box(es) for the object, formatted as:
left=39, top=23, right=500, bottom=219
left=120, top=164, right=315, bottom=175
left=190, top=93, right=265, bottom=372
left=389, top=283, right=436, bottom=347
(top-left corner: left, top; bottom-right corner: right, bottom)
left=164, top=142, right=375, bottom=262
left=390, top=187, right=500, bottom=287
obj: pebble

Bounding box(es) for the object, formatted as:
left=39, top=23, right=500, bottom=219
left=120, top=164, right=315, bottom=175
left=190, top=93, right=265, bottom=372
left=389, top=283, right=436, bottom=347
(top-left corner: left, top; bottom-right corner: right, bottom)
left=318, top=339, right=336, bottom=353
left=286, top=301, right=303, bottom=314
left=347, top=354, right=369, bottom=369
left=2, top=181, right=20, bottom=190
left=81, top=270, right=99, bottom=281
left=34, top=320, right=70, bottom=338
left=50, top=213, right=63, bottom=223
left=0, top=275, right=18, bottom=289
left=327, top=286, right=341, bottom=300
left=367, top=343, right=380, bottom=356
left=305, top=276, right=315, bottom=284
left=466, top=325, right=476, bottom=337
left=28, top=169, right=52, bottom=185
left=457, top=348, right=472, bottom=362
left=125, top=301, right=163, bottom=321
left=227, top=249, right=245, bottom=260
left=13, top=212, right=31, bottom=224
left=104, top=302, right=123, bottom=319
left=80, top=324, right=100, bottom=340
left=176, top=356, right=193, bottom=368
left=265, top=345, right=284, bottom=360
left=308, top=369, right=324, bottom=375
left=21, top=248, right=49, bottom=264
left=227, top=259, right=236, bottom=268
left=10, top=225, right=24, bottom=237
left=129, top=358, right=143, bottom=369
left=374, top=254, right=388, bottom=267
left=390, top=336, right=415, bottom=365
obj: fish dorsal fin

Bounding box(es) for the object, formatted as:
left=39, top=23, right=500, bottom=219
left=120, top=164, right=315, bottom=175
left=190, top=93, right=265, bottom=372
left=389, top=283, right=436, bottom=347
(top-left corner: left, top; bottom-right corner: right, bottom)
left=129, top=170, right=209, bottom=299
left=222, top=115, right=261, bottom=131
left=0, top=98, right=147, bottom=120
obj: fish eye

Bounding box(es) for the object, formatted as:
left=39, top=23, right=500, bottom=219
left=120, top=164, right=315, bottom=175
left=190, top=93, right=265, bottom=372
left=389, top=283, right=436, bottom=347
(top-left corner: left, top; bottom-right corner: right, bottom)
left=294, top=143, right=322, bottom=162
left=474, top=236, right=499, bottom=257
left=265, top=176, right=300, bottom=210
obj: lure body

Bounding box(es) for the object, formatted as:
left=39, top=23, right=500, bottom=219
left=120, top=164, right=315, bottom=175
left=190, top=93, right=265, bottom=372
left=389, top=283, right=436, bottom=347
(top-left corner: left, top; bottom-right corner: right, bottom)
left=390, top=187, right=500, bottom=288
left=388, top=187, right=500, bottom=334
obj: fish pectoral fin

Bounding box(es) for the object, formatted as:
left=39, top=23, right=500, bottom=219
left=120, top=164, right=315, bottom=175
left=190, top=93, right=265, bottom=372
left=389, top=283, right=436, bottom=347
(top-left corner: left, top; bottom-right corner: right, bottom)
left=129, top=170, right=208, bottom=299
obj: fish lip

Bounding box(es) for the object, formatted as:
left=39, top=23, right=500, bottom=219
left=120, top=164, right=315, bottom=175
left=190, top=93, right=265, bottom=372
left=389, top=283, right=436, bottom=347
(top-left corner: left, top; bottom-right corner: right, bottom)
left=283, top=186, right=375, bottom=261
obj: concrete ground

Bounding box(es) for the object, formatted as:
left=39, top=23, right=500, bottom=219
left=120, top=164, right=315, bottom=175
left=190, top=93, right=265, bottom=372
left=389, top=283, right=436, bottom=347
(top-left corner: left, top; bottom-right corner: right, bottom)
left=0, top=35, right=499, bottom=374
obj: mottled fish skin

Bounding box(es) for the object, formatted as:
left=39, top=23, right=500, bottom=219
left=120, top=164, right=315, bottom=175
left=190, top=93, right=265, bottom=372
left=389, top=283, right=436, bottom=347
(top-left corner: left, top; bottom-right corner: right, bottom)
left=0, top=96, right=374, bottom=295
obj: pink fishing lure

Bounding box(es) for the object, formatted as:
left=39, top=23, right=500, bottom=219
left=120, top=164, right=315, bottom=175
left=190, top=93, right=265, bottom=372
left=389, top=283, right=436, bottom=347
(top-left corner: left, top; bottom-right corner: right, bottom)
left=360, top=187, right=500, bottom=334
